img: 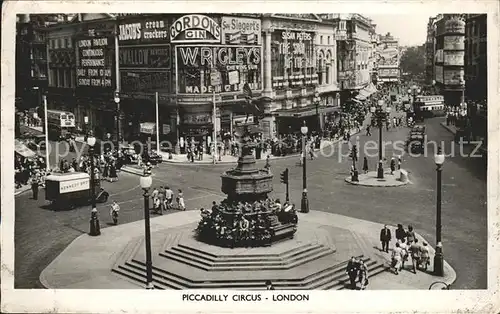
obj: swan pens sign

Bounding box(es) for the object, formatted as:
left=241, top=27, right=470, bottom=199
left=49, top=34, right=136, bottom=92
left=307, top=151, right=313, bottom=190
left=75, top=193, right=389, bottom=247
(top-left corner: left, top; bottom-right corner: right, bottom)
left=170, top=14, right=221, bottom=43
left=175, top=45, right=262, bottom=94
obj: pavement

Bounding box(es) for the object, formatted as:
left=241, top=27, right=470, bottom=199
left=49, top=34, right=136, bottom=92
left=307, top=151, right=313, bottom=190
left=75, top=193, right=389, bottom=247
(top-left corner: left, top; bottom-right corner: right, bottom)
left=440, top=121, right=458, bottom=135
left=39, top=210, right=456, bottom=290
left=14, top=116, right=487, bottom=289
left=14, top=184, right=32, bottom=196
left=345, top=169, right=410, bottom=187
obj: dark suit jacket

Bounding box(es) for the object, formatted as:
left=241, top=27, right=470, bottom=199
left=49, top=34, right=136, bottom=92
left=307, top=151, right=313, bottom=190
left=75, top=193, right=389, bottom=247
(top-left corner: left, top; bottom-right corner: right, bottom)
left=380, top=228, right=392, bottom=241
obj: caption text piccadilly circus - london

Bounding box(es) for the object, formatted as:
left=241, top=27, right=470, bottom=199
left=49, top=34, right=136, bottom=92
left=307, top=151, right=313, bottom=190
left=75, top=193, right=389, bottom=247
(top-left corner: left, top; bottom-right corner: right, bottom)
left=181, top=294, right=310, bottom=302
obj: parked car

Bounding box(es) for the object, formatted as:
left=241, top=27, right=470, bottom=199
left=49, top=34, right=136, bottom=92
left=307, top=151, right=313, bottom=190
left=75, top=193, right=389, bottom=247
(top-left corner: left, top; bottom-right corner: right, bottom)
left=142, top=150, right=163, bottom=165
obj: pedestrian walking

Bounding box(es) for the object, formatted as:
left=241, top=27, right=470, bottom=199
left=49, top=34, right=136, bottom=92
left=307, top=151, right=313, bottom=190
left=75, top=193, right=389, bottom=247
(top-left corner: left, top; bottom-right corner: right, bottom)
left=177, top=189, right=186, bottom=210
left=366, top=125, right=371, bottom=136
left=109, top=159, right=118, bottom=182
left=165, top=186, right=174, bottom=210
left=390, top=157, right=396, bottom=175
left=379, top=224, right=392, bottom=253
left=30, top=170, right=40, bottom=200
left=345, top=256, right=360, bottom=289
left=363, top=157, right=369, bottom=174
left=419, top=242, right=430, bottom=271
left=158, top=186, right=166, bottom=212
left=399, top=238, right=409, bottom=270
left=358, top=260, right=369, bottom=290
left=397, top=156, right=402, bottom=170
left=409, top=238, right=421, bottom=273
left=406, top=225, right=416, bottom=245
left=391, top=242, right=403, bottom=275
left=395, top=224, right=406, bottom=242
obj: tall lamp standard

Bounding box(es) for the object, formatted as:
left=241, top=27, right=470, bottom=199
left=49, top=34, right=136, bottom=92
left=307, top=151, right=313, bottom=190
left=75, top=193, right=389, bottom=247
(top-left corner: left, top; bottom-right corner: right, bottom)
left=87, top=134, right=101, bottom=236
left=433, top=147, right=445, bottom=276
left=300, top=121, right=309, bottom=213
left=140, top=174, right=154, bottom=289
left=370, top=102, right=391, bottom=179
left=314, top=91, right=321, bottom=133
left=114, top=93, right=121, bottom=148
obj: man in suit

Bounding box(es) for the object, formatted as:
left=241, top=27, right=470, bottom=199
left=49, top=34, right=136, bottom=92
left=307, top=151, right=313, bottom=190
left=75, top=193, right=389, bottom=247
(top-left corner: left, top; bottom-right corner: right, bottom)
left=380, top=224, right=392, bottom=253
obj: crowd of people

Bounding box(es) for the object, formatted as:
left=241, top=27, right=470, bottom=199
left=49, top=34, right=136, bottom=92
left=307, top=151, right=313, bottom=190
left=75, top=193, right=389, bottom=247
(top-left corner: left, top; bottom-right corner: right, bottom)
left=14, top=155, right=47, bottom=195
left=196, top=197, right=297, bottom=247
left=379, top=224, right=430, bottom=275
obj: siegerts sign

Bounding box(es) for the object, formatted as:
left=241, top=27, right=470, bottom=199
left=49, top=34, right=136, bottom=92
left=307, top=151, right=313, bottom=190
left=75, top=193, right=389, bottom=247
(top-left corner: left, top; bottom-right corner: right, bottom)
left=170, top=14, right=221, bottom=43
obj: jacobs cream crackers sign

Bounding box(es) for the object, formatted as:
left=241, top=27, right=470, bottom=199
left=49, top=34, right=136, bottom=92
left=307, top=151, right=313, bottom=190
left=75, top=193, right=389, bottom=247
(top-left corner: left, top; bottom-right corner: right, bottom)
left=170, top=14, right=221, bottom=43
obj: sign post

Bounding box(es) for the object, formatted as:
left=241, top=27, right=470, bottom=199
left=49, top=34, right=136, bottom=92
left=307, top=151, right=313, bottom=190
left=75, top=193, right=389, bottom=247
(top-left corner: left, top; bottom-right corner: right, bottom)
left=155, top=92, right=160, bottom=152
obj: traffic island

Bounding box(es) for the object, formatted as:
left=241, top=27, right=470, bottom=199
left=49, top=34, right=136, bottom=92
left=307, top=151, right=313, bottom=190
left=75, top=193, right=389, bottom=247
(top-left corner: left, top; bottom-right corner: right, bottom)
left=345, top=169, right=411, bottom=187
left=39, top=210, right=455, bottom=290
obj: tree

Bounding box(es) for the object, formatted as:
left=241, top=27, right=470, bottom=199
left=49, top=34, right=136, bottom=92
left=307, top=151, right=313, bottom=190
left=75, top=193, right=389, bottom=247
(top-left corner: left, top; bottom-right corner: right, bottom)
left=400, top=44, right=426, bottom=79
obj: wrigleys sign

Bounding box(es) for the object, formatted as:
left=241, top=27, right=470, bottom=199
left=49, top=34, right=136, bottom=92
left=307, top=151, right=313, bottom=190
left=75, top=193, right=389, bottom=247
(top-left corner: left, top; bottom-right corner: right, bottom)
left=170, top=14, right=221, bottom=43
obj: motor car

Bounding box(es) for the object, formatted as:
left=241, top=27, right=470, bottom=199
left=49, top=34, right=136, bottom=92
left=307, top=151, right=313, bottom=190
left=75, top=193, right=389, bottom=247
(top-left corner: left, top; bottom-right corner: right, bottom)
left=26, top=134, right=47, bottom=151
left=142, top=150, right=163, bottom=165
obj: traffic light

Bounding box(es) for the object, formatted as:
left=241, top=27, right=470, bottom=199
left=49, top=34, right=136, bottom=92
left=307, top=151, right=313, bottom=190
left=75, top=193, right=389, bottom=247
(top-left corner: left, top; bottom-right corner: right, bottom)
left=280, top=168, right=289, bottom=184
left=351, top=145, right=358, bottom=162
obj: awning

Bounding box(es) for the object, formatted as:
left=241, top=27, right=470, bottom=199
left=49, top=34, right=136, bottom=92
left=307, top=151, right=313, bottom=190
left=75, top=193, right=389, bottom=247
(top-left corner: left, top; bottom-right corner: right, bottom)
left=274, top=104, right=319, bottom=118
left=15, top=140, right=37, bottom=158
left=355, top=93, right=367, bottom=101
left=140, top=122, right=156, bottom=135
left=352, top=98, right=363, bottom=104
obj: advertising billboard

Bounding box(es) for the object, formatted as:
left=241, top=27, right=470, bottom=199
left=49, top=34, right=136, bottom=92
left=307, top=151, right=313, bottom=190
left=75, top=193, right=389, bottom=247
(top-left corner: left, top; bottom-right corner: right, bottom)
left=120, top=71, right=170, bottom=93
left=444, top=35, right=465, bottom=50
left=435, top=66, right=443, bottom=83
left=175, top=45, right=262, bottom=94
left=378, top=68, right=400, bottom=77
left=221, top=16, right=261, bottom=45
left=378, top=47, right=399, bottom=66
left=435, top=49, right=444, bottom=63
left=271, top=30, right=315, bottom=79
left=119, top=45, right=171, bottom=69
left=76, top=36, right=114, bottom=89
left=170, top=14, right=221, bottom=43
left=118, top=18, right=169, bottom=44
left=443, top=51, right=464, bottom=66
left=444, top=69, right=464, bottom=85
left=445, top=18, right=465, bottom=34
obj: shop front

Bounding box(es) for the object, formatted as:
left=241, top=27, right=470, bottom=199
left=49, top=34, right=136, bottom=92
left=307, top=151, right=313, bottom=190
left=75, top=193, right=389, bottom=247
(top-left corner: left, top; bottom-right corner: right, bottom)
left=274, top=103, right=339, bottom=136
left=172, top=14, right=263, bottom=146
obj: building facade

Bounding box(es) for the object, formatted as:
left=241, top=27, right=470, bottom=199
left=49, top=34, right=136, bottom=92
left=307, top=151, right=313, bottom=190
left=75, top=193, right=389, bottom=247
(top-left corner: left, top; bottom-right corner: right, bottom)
left=376, top=32, right=400, bottom=84
left=433, top=14, right=466, bottom=106
left=33, top=13, right=385, bottom=147
left=425, top=17, right=437, bottom=85
left=464, top=14, right=487, bottom=146
left=15, top=14, right=49, bottom=111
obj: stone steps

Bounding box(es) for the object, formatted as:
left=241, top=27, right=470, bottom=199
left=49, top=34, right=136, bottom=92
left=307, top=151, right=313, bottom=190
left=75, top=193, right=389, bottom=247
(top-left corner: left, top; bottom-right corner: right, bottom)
left=112, top=253, right=387, bottom=290
left=156, top=244, right=334, bottom=271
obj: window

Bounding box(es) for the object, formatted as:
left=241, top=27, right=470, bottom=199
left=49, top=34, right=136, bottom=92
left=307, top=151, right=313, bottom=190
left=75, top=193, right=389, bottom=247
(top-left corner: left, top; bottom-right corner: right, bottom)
left=320, top=35, right=323, bottom=45
left=67, top=38, right=72, bottom=48
left=60, top=38, right=66, bottom=49
left=70, top=69, right=76, bottom=88
left=49, top=69, right=56, bottom=87
left=327, top=36, right=330, bottom=45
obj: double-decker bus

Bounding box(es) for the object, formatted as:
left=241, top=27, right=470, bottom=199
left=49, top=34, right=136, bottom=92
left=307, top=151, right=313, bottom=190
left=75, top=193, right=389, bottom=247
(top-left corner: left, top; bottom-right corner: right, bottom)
left=46, top=110, right=76, bottom=141
left=413, top=95, right=446, bottom=120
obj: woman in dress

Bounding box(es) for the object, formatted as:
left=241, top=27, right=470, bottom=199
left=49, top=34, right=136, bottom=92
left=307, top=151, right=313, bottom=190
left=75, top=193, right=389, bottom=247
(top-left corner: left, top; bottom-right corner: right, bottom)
left=108, top=158, right=118, bottom=182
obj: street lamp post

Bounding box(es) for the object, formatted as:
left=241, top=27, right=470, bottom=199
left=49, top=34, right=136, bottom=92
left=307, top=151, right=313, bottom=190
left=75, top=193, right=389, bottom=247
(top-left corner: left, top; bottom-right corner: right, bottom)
left=370, top=103, right=391, bottom=179
left=140, top=174, right=154, bottom=289
left=314, top=92, right=321, bottom=133
left=300, top=121, right=309, bottom=213
left=87, top=134, right=101, bottom=236
left=433, top=147, right=445, bottom=276
left=114, top=93, right=120, bottom=148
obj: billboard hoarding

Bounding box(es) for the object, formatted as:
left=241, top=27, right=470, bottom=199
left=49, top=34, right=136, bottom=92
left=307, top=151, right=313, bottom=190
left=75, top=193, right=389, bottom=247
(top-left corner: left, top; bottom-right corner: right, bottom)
left=435, top=66, right=443, bottom=83
left=444, top=69, right=464, bottom=85
left=221, top=16, right=261, bottom=45
left=443, top=51, right=464, bottom=66
left=120, top=71, right=170, bottom=93
left=175, top=45, right=262, bottom=94
left=444, top=36, right=465, bottom=50
left=119, top=45, right=171, bottom=69
left=118, top=18, right=169, bottom=44
left=170, top=15, right=221, bottom=43
left=76, top=36, right=114, bottom=89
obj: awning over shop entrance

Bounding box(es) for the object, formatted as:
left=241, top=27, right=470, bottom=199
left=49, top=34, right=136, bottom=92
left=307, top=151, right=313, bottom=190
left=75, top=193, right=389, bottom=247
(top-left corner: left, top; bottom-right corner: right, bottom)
left=15, top=139, right=37, bottom=158
left=140, top=122, right=156, bottom=135
left=355, top=83, right=378, bottom=100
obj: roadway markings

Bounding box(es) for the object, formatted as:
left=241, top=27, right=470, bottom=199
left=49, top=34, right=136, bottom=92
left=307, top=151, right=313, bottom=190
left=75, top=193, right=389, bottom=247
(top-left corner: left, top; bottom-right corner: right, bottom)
left=108, top=184, right=141, bottom=197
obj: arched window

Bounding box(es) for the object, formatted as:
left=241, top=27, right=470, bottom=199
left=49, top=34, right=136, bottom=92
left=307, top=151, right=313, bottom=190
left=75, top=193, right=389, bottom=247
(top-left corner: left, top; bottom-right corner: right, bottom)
left=317, top=50, right=325, bottom=85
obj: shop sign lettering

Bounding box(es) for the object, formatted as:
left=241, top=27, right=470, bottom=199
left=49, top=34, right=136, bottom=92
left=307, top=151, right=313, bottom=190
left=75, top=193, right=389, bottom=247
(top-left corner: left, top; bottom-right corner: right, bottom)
left=170, top=15, right=221, bottom=43
left=118, top=19, right=169, bottom=43
left=120, top=71, right=170, bottom=92
left=119, top=45, right=171, bottom=68
left=221, top=17, right=261, bottom=45
left=274, top=30, right=314, bottom=72
left=176, top=45, right=262, bottom=95
left=59, top=178, right=89, bottom=194
left=76, top=37, right=114, bottom=88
